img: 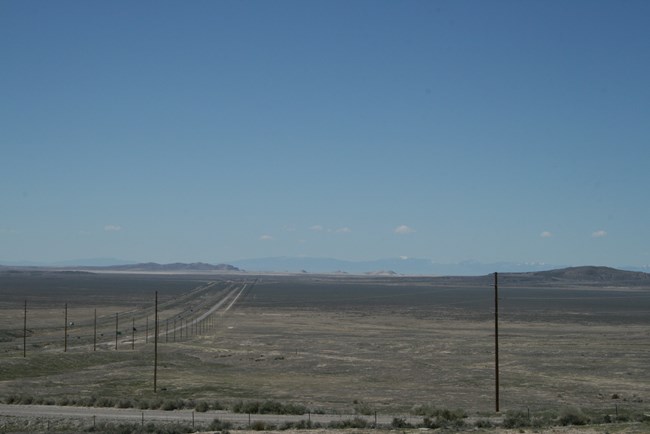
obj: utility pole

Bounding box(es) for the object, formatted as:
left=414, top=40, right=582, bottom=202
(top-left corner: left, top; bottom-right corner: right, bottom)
left=154, top=291, right=158, bottom=393
left=93, top=309, right=97, bottom=351
left=64, top=303, right=68, bottom=352
left=115, top=313, right=119, bottom=351
left=494, top=271, right=500, bottom=413
left=23, top=300, right=27, bottom=358
left=132, top=317, right=135, bottom=350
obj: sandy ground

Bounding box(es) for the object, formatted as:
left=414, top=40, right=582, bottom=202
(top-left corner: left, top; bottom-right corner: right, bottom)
left=1, top=273, right=649, bottom=432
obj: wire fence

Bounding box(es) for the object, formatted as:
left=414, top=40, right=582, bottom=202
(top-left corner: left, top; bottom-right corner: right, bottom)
left=0, top=405, right=483, bottom=432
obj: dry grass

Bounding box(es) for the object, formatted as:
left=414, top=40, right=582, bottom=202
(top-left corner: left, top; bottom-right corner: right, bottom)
left=1, top=272, right=649, bottom=420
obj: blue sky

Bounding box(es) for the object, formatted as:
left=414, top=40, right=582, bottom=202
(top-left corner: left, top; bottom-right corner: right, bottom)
left=2, top=0, right=649, bottom=267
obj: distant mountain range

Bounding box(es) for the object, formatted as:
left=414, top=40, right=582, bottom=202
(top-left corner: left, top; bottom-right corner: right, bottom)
left=228, top=256, right=566, bottom=276
left=229, top=256, right=650, bottom=276
left=1, top=263, right=649, bottom=289
left=2, top=256, right=650, bottom=277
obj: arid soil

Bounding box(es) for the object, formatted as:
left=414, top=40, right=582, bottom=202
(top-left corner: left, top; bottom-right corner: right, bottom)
left=1, top=271, right=649, bottom=432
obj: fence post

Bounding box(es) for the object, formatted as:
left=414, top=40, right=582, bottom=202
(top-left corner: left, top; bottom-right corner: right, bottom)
left=154, top=291, right=158, bottom=393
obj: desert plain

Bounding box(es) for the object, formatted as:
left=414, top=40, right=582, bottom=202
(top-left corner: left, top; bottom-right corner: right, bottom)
left=1, top=267, right=649, bottom=432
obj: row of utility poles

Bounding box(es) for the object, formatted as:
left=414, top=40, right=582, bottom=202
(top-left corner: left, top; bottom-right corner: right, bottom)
left=60, top=305, right=136, bottom=353
left=21, top=295, right=219, bottom=357
left=20, top=291, right=207, bottom=394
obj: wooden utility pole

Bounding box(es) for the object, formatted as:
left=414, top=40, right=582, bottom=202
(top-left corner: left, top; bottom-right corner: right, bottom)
left=93, top=309, right=97, bottom=351
left=64, top=303, right=68, bottom=352
left=154, top=291, right=158, bottom=393
left=115, top=313, right=119, bottom=350
left=494, top=271, right=500, bottom=413
left=23, top=300, right=27, bottom=358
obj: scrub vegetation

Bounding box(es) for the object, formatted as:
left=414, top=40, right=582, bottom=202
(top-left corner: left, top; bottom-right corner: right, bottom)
left=1, top=269, right=649, bottom=432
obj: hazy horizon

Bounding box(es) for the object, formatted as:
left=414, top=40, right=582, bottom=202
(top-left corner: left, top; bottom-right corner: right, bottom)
left=4, top=255, right=650, bottom=278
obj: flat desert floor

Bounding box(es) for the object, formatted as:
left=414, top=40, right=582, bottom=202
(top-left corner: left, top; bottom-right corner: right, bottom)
left=1, top=271, right=649, bottom=420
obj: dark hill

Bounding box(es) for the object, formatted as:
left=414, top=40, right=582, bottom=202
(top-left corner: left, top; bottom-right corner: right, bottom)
left=505, top=266, right=650, bottom=286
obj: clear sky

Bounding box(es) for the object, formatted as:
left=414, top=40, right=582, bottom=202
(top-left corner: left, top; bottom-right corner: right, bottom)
left=2, top=0, right=649, bottom=267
